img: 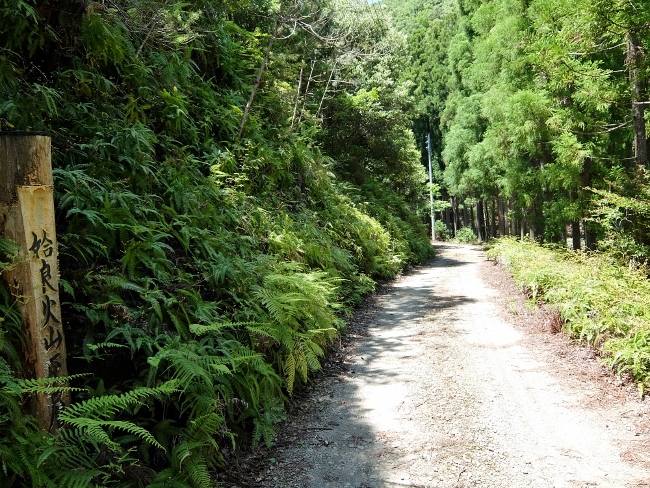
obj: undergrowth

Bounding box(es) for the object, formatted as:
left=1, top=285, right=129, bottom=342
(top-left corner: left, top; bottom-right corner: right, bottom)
left=0, top=1, right=433, bottom=486
left=488, top=238, right=650, bottom=394
left=453, top=227, right=477, bottom=243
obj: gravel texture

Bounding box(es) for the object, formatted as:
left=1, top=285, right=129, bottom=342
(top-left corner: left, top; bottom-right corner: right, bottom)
left=223, top=243, right=650, bottom=488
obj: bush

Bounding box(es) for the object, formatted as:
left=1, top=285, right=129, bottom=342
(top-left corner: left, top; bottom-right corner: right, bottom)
left=433, top=220, right=450, bottom=241
left=488, top=238, right=650, bottom=394
left=453, top=226, right=477, bottom=243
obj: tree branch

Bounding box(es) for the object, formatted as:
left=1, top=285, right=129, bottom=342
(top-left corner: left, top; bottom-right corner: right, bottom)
left=571, top=119, right=631, bottom=135
left=238, top=6, right=283, bottom=138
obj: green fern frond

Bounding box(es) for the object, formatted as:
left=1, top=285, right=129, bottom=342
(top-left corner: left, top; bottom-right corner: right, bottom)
left=0, top=237, right=21, bottom=273
left=90, top=274, right=145, bottom=293
left=185, top=454, right=211, bottom=488
left=189, top=321, right=248, bottom=335
left=252, top=415, right=276, bottom=448
left=293, top=344, right=308, bottom=383
left=14, top=373, right=90, bottom=394
left=93, top=420, right=164, bottom=449
left=283, top=352, right=296, bottom=394
left=59, top=381, right=178, bottom=421
left=52, top=468, right=100, bottom=488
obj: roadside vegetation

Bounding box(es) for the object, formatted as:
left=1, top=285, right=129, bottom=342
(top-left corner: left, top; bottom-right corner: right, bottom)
left=0, top=1, right=432, bottom=486
left=489, top=239, right=650, bottom=394
left=452, top=227, right=476, bottom=243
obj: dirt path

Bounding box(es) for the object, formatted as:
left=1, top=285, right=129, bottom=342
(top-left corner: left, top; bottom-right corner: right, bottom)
left=229, top=244, right=650, bottom=487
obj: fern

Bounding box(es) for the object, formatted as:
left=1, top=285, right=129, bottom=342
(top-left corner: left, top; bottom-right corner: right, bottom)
left=250, top=268, right=341, bottom=392
left=51, top=469, right=99, bottom=488
left=189, top=321, right=260, bottom=336
left=0, top=0, right=431, bottom=483
left=56, top=382, right=178, bottom=458
left=0, top=238, right=21, bottom=272
left=60, top=382, right=179, bottom=421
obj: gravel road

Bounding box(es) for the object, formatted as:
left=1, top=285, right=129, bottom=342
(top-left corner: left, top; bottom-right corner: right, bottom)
left=232, top=243, right=650, bottom=488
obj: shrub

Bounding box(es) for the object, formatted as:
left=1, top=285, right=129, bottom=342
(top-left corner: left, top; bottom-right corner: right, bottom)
left=434, top=220, right=450, bottom=241
left=489, top=238, right=650, bottom=394
left=453, top=226, right=477, bottom=243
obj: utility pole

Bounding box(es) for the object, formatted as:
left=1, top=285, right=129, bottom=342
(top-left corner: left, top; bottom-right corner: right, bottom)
left=427, top=133, right=435, bottom=241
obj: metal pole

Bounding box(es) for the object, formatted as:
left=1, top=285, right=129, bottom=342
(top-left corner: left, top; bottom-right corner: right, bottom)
left=427, top=133, right=435, bottom=241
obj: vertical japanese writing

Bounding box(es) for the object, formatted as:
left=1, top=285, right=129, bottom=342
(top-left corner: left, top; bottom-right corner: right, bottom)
left=2, top=134, right=67, bottom=432
left=30, top=228, right=65, bottom=429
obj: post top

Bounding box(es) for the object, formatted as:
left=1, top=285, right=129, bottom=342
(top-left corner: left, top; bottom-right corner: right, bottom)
left=0, top=131, right=51, bottom=137
left=0, top=135, right=53, bottom=204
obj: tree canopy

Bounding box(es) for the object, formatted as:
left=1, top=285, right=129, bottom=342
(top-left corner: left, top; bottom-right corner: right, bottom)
left=385, top=0, right=650, bottom=249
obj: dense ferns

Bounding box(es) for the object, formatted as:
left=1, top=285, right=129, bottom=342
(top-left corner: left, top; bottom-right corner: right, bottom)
left=0, top=1, right=433, bottom=486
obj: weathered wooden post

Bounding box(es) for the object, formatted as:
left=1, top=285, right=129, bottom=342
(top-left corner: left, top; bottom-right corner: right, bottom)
left=0, top=132, right=68, bottom=431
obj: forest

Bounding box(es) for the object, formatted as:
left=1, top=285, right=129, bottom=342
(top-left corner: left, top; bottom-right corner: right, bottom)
left=2, top=0, right=650, bottom=486
left=386, top=0, right=650, bottom=401
left=391, top=0, right=650, bottom=254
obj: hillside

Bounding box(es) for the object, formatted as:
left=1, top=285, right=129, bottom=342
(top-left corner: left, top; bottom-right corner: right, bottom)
left=0, top=1, right=432, bottom=486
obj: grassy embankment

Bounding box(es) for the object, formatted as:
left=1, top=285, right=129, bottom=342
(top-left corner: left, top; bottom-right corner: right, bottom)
left=489, top=238, right=650, bottom=393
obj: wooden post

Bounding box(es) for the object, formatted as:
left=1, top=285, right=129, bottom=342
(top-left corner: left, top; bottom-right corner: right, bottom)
left=0, top=133, right=68, bottom=431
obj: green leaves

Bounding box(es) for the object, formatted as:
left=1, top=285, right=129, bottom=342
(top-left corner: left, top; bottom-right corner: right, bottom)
left=253, top=268, right=341, bottom=393
left=0, top=0, right=434, bottom=485
left=491, top=238, right=650, bottom=392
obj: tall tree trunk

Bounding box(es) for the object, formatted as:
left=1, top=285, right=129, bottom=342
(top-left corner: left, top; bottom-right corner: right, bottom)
left=477, top=199, right=485, bottom=242
left=470, top=205, right=475, bottom=232
left=482, top=201, right=487, bottom=239
left=529, top=220, right=535, bottom=241
left=509, top=198, right=516, bottom=236
left=490, top=198, right=496, bottom=238
left=498, top=196, right=506, bottom=236
left=572, top=221, right=581, bottom=251
left=462, top=201, right=468, bottom=228
left=585, top=226, right=597, bottom=250
left=626, top=31, right=648, bottom=167
left=529, top=202, right=542, bottom=242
